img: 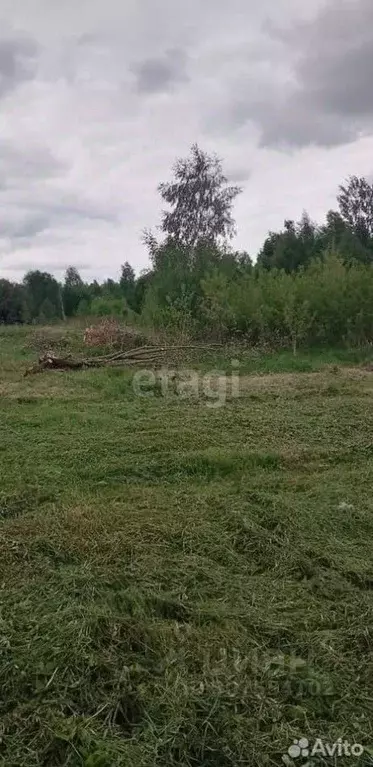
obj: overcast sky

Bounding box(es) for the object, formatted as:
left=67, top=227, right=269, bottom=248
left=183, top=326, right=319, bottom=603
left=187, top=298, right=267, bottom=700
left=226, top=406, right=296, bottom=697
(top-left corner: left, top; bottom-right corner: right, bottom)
left=1, top=0, right=372, bottom=282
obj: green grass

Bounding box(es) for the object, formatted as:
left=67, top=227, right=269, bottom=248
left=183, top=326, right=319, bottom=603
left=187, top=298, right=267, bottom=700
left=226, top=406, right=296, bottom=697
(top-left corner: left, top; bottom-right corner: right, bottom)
left=1, top=326, right=373, bottom=765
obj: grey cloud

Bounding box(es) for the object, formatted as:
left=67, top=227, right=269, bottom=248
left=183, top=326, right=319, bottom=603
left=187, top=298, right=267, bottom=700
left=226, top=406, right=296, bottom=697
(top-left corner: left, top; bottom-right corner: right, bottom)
left=0, top=34, right=39, bottom=97
left=0, top=138, right=119, bottom=253
left=297, top=38, right=373, bottom=118
left=221, top=0, right=373, bottom=149
left=0, top=141, right=64, bottom=187
left=131, top=48, right=189, bottom=94
left=57, top=205, right=118, bottom=224
left=2, top=258, right=91, bottom=274
left=258, top=98, right=359, bottom=149
left=0, top=202, right=119, bottom=246
left=0, top=143, right=66, bottom=241
left=24, top=199, right=120, bottom=224
left=226, top=167, right=251, bottom=183
left=0, top=213, right=49, bottom=240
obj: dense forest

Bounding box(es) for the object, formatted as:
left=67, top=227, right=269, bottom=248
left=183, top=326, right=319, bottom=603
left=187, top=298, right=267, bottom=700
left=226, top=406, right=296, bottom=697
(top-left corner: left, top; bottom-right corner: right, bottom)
left=2, top=145, right=373, bottom=349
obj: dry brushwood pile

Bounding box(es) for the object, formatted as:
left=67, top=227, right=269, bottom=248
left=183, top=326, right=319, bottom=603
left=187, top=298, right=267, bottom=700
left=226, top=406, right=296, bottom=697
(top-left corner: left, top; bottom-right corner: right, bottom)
left=24, top=343, right=223, bottom=376
left=83, top=319, right=148, bottom=350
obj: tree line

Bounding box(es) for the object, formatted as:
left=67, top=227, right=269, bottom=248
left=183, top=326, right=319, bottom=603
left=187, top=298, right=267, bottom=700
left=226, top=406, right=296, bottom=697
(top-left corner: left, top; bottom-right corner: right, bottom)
left=1, top=144, right=373, bottom=349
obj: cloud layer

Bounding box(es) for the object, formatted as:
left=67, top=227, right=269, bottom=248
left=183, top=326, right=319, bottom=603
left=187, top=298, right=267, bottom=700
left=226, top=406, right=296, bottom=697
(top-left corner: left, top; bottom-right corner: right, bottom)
left=0, top=34, right=38, bottom=98
left=259, top=0, right=373, bottom=147
left=1, top=0, right=372, bottom=281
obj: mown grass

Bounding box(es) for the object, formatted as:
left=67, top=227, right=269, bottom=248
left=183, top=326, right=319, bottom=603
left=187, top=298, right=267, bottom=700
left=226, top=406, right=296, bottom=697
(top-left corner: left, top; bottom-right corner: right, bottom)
left=1, top=326, right=373, bottom=765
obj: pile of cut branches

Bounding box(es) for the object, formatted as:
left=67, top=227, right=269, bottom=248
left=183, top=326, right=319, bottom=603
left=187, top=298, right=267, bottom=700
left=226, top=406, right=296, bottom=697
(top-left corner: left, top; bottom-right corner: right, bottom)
left=24, top=344, right=222, bottom=376
left=83, top=319, right=149, bottom=350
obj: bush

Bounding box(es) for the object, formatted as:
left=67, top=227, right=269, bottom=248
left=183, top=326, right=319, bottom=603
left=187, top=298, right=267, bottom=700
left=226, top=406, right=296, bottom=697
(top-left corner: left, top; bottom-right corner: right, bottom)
left=199, top=252, right=373, bottom=350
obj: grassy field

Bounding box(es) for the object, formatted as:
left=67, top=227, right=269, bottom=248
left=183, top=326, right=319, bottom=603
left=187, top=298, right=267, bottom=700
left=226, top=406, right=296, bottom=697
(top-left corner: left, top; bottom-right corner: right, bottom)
left=1, top=326, right=373, bottom=766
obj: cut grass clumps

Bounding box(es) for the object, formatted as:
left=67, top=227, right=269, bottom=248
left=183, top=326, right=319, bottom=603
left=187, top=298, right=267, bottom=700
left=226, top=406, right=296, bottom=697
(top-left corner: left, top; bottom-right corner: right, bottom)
left=1, top=325, right=373, bottom=765
left=0, top=488, right=55, bottom=521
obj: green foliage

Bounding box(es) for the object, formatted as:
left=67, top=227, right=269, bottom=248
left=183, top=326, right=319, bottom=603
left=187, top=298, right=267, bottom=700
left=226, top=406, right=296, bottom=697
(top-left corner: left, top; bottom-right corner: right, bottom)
left=143, top=280, right=198, bottom=339
left=131, top=270, right=153, bottom=314
left=201, top=252, right=373, bottom=348
left=258, top=213, right=321, bottom=272
left=338, top=175, right=373, bottom=245
left=23, top=270, right=64, bottom=322
left=142, top=238, right=251, bottom=337
left=62, top=267, right=87, bottom=317
left=156, top=143, right=242, bottom=250
left=258, top=205, right=373, bottom=272
left=76, top=298, right=91, bottom=316
left=89, top=296, right=129, bottom=318
left=0, top=279, right=26, bottom=323
left=120, top=261, right=136, bottom=309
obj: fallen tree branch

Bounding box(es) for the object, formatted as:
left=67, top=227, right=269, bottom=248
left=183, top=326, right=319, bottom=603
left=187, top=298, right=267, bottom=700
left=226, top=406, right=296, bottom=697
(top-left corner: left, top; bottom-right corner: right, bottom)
left=24, top=344, right=223, bottom=377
